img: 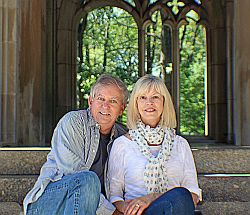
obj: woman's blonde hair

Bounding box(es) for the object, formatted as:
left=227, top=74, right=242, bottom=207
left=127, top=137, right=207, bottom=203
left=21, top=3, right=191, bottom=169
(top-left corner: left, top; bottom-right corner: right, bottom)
left=127, top=75, right=177, bottom=129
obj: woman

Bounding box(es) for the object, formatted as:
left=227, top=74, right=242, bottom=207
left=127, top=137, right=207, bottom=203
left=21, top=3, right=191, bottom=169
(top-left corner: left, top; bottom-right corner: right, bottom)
left=108, top=75, right=200, bottom=215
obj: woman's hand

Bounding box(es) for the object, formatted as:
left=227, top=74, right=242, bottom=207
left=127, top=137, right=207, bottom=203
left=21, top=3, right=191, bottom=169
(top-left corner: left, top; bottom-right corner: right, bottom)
left=191, top=193, right=199, bottom=208
left=123, top=193, right=161, bottom=215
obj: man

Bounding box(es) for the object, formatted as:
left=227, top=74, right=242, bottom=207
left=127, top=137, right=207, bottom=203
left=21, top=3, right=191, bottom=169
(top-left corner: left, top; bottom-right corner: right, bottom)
left=23, top=74, right=129, bottom=215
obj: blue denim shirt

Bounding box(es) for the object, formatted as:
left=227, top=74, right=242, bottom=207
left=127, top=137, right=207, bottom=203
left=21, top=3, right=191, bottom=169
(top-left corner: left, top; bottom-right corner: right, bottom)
left=23, top=109, right=127, bottom=215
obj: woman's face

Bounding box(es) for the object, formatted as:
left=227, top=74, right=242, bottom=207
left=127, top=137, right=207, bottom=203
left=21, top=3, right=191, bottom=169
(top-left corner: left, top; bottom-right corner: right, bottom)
left=137, top=88, right=164, bottom=128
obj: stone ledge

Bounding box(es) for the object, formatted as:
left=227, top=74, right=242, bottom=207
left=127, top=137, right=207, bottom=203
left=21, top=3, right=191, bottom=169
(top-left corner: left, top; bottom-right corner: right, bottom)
left=0, top=176, right=37, bottom=204
left=0, top=175, right=249, bottom=204
left=199, top=175, right=250, bottom=202
left=0, top=202, right=22, bottom=215
left=197, top=202, right=250, bottom=215
left=0, top=201, right=249, bottom=215
left=0, top=147, right=250, bottom=175
left=192, top=147, right=250, bottom=174
left=0, top=150, right=48, bottom=175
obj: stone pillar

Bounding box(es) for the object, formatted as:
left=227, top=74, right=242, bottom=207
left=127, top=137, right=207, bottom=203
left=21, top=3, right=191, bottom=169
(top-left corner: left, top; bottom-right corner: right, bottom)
left=206, top=1, right=228, bottom=142
left=234, top=0, right=250, bottom=146
left=226, top=0, right=234, bottom=144
left=17, top=0, right=45, bottom=146
left=55, top=0, right=79, bottom=120
left=0, top=0, right=18, bottom=146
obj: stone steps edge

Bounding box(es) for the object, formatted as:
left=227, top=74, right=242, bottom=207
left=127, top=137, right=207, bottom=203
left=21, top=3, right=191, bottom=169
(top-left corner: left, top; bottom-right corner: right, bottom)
left=0, top=175, right=249, bottom=203
left=0, top=147, right=250, bottom=174
left=1, top=202, right=250, bottom=215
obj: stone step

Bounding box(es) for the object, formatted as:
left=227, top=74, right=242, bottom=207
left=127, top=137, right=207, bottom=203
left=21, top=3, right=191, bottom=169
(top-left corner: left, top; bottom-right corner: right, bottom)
left=0, top=147, right=249, bottom=215
left=0, top=202, right=22, bottom=215
left=197, top=202, right=250, bottom=215
left=0, top=175, right=249, bottom=204
left=0, top=201, right=250, bottom=215
left=0, top=148, right=48, bottom=175
left=192, top=146, right=250, bottom=174
left=0, top=175, right=37, bottom=204
left=0, top=146, right=250, bottom=175
left=199, top=175, right=250, bottom=202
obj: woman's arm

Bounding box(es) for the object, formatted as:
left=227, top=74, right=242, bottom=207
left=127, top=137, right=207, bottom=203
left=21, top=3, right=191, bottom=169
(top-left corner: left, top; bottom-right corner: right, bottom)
left=191, top=192, right=199, bottom=208
left=108, top=138, right=126, bottom=202
left=179, top=137, right=201, bottom=206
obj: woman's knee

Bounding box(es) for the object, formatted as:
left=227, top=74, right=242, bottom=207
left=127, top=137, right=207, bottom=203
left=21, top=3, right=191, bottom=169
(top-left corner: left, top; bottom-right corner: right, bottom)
left=167, top=187, right=193, bottom=202
left=151, top=187, right=194, bottom=214
left=167, top=187, right=194, bottom=213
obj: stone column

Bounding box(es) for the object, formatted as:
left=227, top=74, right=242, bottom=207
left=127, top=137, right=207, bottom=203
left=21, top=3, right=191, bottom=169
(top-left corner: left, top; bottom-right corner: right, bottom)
left=226, top=0, right=234, bottom=144
left=0, top=0, right=18, bottom=146
left=55, top=0, right=79, bottom=120
left=206, top=1, right=228, bottom=142
left=234, top=0, right=250, bottom=146
left=17, top=0, right=45, bottom=146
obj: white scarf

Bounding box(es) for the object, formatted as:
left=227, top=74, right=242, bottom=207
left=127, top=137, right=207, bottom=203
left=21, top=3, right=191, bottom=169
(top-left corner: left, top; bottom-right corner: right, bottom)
left=129, top=121, right=175, bottom=193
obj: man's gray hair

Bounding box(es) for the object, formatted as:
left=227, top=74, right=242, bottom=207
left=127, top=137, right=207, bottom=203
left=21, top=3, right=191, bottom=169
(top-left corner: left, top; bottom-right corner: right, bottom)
left=90, top=74, right=129, bottom=104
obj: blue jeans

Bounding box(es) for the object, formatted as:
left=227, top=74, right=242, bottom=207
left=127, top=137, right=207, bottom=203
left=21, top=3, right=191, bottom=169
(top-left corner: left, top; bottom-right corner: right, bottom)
left=143, top=187, right=195, bottom=215
left=27, top=171, right=101, bottom=215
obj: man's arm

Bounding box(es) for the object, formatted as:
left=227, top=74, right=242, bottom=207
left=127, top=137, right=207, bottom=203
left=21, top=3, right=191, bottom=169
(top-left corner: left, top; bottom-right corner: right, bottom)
left=52, top=111, right=86, bottom=174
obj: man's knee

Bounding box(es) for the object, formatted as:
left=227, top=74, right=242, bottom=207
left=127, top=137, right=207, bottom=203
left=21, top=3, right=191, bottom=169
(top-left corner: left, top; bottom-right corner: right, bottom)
left=71, top=171, right=101, bottom=194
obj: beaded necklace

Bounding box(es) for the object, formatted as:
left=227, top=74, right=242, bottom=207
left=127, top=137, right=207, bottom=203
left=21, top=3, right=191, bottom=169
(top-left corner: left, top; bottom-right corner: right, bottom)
left=129, top=121, right=175, bottom=193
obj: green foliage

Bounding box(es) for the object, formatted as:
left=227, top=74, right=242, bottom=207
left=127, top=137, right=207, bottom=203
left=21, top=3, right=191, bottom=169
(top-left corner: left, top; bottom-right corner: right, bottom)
left=77, top=7, right=138, bottom=124
left=77, top=6, right=207, bottom=135
left=179, top=10, right=206, bottom=135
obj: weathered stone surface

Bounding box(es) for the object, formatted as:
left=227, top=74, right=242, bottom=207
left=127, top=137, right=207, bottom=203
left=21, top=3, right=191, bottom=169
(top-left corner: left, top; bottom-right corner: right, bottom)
left=197, top=202, right=250, bottom=215
left=1, top=202, right=249, bottom=215
left=0, top=202, right=22, bottom=215
left=1, top=147, right=250, bottom=175
left=192, top=147, right=250, bottom=174
left=199, top=176, right=250, bottom=202
left=0, top=176, right=37, bottom=204
left=0, top=175, right=249, bottom=204
left=0, top=147, right=249, bottom=215
left=0, top=201, right=249, bottom=215
left=0, top=149, right=48, bottom=175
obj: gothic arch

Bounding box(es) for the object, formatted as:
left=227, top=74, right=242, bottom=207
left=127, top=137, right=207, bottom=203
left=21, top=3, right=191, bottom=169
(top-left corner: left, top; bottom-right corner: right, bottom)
left=53, top=0, right=230, bottom=143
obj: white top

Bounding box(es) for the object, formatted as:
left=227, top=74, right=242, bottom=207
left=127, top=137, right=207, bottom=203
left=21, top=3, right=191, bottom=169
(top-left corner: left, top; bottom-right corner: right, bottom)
left=108, top=135, right=200, bottom=203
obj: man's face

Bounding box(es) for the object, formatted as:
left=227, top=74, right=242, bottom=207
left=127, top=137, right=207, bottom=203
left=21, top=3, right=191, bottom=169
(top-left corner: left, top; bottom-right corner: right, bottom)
left=88, top=84, right=125, bottom=134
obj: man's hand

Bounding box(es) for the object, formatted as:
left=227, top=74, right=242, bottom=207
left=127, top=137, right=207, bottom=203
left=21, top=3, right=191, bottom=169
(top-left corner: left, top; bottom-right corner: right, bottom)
left=112, top=209, right=123, bottom=215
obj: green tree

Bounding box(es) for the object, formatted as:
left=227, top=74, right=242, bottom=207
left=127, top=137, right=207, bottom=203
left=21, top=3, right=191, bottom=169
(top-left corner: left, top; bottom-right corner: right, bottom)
left=77, top=6, right=207, bottom=134
left=77, top=7, right=138, bottom=124
left=179, top=10, right=206, bottom=135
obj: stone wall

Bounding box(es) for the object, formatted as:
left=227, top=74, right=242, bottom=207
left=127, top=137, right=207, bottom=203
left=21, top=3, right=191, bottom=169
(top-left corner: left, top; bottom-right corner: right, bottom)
left=1, top=0, right=250, bottom=146
left=17, top=0, right=45, bottom=146
left=0, top=0, right=48, bottom=146
left=234, top=0, right=250, bottom=146
left=0, top=0, right=18, bottom=146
